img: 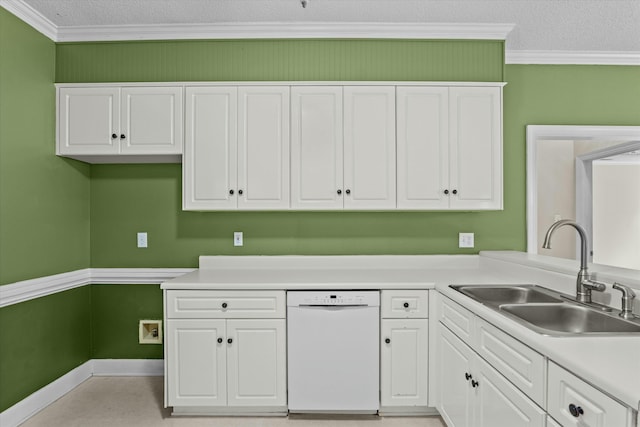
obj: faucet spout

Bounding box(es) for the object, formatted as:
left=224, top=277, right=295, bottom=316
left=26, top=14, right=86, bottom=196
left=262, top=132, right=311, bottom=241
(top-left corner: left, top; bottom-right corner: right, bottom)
left=542, top=219, right=589, bottom=271
left=542, top=219, right=602, bottom=303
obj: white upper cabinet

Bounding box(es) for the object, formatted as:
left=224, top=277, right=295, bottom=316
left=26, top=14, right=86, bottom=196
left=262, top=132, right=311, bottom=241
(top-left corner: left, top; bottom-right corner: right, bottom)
left=397, top=86, right=502, bottom=210
left=183, top=86, right=238, bottom=210
left=449, top=86, right=502, bottom=210
left=238, top=87, right=290, bottom=210
left=57, top=85, right=183, bottom=162
left=291, top=86, right=396, bottom=210
left=397, top=87, right=449, bottom=209
left=343, top=86, right=397, bottom=209
left=183, top=86, right=290, bottom=210
left=58, top=87, right=120, bottom=156
left=290, top=86, right=344, bottom=210
left=119, top=87, right=183, bottom=155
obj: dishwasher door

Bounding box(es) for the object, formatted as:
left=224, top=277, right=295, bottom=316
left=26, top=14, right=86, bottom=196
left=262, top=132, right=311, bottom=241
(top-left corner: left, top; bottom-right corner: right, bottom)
left=287, top=291, right=380, bottom=414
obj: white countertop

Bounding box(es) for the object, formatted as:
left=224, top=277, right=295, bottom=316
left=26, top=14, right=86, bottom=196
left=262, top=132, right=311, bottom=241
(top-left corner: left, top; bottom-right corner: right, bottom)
left=161, top=251, right=640, bottom=411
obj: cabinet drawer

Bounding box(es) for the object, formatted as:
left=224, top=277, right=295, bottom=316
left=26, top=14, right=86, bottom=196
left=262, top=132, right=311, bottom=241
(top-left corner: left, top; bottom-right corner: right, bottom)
left=381, top=290, right=429, bottom=318
left=438, top=294, right=475, bottom=344
left=475, top=318, right=545, bottom=407
left=548, top=362, right=632, bottom=427
left=166, top=290, right=285, bottom=319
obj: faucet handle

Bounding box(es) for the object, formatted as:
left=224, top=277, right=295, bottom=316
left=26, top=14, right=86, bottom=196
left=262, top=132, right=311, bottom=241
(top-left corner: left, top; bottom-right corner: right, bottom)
left=582, top=279, right=607, bottom=292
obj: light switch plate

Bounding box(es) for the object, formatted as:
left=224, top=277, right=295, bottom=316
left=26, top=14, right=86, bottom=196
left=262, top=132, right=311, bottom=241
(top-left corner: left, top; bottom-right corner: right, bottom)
left=137, top=232, right=148, bottom=248
left=459, top=233, right=474, bottom=248
left=234, top=231, right=243, bottom=247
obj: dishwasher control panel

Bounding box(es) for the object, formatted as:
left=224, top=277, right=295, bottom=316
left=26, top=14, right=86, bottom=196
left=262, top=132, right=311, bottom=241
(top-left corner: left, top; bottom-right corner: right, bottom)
left=287, top=291, right=380, bottom=307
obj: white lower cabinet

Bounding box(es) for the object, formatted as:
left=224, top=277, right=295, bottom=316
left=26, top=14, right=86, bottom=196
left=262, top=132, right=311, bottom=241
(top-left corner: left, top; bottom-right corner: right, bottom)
left=438, top=324, right=545, bottom=427
left=437, top=293, right=638, bottom=427
left=381, top=319, right=429, bottom=407
left=547, top=362, right=633, bottom=427
left=165, top=291, right=286, bottom=413
left=380, top=290, right=430, bottom=410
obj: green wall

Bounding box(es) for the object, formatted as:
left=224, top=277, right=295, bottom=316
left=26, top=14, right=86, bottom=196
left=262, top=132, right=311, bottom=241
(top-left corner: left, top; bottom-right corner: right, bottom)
left=0, top=8, right=92, bottom=412
left=0, top=9, right=91, bottom=285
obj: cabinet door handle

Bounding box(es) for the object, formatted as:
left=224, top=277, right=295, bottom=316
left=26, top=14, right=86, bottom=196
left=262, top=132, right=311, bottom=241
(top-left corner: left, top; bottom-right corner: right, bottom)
left=217, top=338, right=223, bottom=344
left=227, top=338, right=233, bottom=344
left=120, top=134, right=126, bottom=139
left=471, top=380, right=479, bottom=388
left=444, top=189, right=449, bottom=195
left=221, top=302, right=228, bottom=309
left=465, top=372, right=472, bottom=381
left=238, top=189, right=243, bottom=195
left=345, top=189, right=351, bottom=195
left=111, top=133, right=118, bottom=139
left=229, top=189, right=234, bottom=195
left=385, top=338, right=391, bottom=344
left=568, top=404, right=584, bottom=417
left=452, top=189, right=458, bottom=195
left=403, top=302, right=409, bottom=308
left=337, top=189, right=342, bottom=195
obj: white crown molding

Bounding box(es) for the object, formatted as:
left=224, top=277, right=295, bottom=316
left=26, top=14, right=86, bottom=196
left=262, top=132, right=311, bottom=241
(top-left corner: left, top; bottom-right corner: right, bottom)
left=0, top=359, right=163, bottom=427
left=0, top=268, right=194, bottom=308
left=0, top=0, right=57, bottom=40
left=55, top=22, right=516, bottom=42
left=506, top=50, right=640, bottom=66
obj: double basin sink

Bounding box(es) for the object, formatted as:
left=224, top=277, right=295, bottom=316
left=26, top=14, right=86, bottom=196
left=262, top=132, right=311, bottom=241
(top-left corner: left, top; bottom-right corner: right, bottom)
left=450, top=284, right=640, bottom=336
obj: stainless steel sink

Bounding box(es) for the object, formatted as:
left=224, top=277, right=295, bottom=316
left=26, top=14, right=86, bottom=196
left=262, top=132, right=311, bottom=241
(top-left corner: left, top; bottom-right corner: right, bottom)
left=500, top=303, right=640, bottom=335
left=451, top=285, right=564, bottom=307
left=450, top=284, right=640, bottom=336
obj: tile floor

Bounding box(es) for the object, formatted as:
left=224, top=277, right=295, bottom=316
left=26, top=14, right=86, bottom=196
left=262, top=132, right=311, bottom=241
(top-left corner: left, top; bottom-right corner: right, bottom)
left=21, top=377, right=446, bottom=427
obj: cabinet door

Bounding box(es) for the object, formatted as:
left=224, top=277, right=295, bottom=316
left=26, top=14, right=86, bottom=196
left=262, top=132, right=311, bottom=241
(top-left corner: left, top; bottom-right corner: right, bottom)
left=237, top=87, right=290, bottom=210
left=437, top=324, right=474, bottom=427
left=120, top=87, right=183, bottom=155
left=396, top=87, right=449, bottom=209
left=381, top=319, right=429, bottom=407
left=344, top=86, right=396, bottom=209
left=166, top=319, right=226, bottom=407
left=547, top=362, right=631, bottom=427
left=58, top=87, right=120, bottom=155
left=183, top=87, right=238, bottom=210
left=449, top=86, right=502, bottom=210
left=473, top=357, right=546, bottom=427
left=291, top=87, right=344, bottom=209
left=226, top=319, right=287, bottom=407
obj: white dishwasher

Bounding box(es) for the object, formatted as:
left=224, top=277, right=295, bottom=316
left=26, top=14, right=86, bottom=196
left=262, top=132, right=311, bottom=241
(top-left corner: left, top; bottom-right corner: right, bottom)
left=287, top=291, right=380, bottom=414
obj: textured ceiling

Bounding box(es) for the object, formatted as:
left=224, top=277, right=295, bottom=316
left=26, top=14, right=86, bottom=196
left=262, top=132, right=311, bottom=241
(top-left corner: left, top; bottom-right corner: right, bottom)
left=13, top=0, right=640, bottom=52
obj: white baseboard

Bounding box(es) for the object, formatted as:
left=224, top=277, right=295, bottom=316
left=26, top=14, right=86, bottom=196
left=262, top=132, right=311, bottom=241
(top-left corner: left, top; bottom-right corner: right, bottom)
left=0, top=359, right=163, bottom=427
left=92, top=359, right=164, bottom=376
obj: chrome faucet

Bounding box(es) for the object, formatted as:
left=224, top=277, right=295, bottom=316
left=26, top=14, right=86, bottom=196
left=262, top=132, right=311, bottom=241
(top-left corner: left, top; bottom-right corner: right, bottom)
left=613, top=283, right=637, bottom=319
left=542, top=219, right=606, bottom=303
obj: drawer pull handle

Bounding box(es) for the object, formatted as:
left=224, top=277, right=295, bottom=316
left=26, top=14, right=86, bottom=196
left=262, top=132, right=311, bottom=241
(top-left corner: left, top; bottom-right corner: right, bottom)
left=221, top=302, right=228, bottom=309
left=471, top=380, right=479, bottom=388
left=385, top=338, right=391, bottom=344
left=217, top=338, right=223, bottom=344
left=403, top=302, right=409, bottom=308
left=569, top=404, right=584, bottom=418
left=465, top=373, right=472, bottom=381
left=227, top=338, right=233, bottom=344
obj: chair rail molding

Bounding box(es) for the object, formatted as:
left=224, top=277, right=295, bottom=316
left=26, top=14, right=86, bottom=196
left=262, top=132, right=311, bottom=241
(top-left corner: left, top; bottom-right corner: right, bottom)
left=0, top=268, right=194, bottom=308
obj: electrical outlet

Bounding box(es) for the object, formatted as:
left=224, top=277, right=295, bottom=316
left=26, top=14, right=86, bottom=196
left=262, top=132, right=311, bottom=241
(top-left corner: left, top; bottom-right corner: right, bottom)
left=137, top=232, right=148, bottom=248
left=459, top=233, right=474, bottom=248
left=234, top=231, right=243, bottom=247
